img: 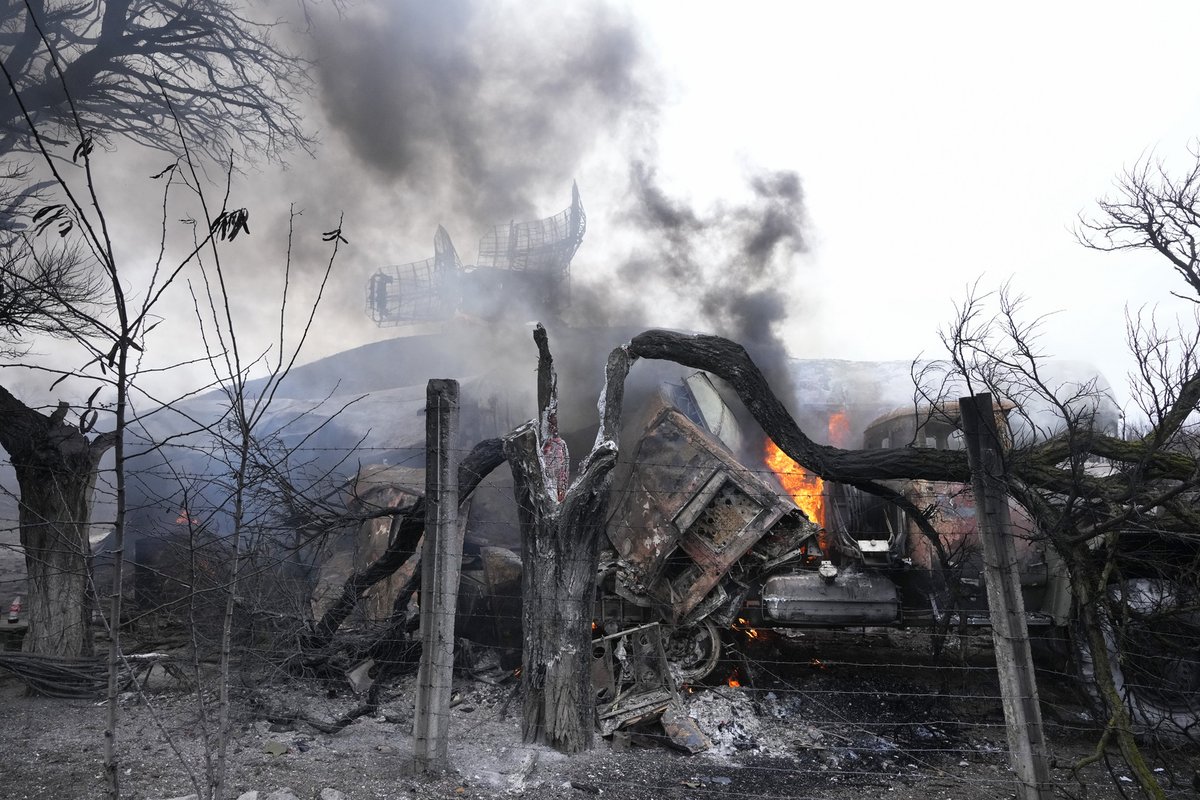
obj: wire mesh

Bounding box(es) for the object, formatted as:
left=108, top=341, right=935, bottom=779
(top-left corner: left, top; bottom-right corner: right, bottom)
left=475, top=183, right=586, bottom=275
left=366, top=226, right=462, bottom=325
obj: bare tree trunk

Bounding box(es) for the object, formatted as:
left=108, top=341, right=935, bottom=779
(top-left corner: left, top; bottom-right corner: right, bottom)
left=505, top=327, right=631, bottom=753
left=508, top=431, right=618, bottom=751
left=103, top=337, right=131, bottom=800
left=0, top=387, right=113, bottom=657
left=1068, top=547, right=1165, bottom=800
left=627, top=330, right=973, bottom=482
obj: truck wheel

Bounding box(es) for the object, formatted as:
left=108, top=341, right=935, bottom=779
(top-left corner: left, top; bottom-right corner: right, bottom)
left=1073, top=578, right=1200, bottom=742
left=663, top=620, right=722, bottom=683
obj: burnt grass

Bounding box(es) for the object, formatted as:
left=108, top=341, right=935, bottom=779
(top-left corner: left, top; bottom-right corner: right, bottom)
left=1, top=627, right=1198, bottom=799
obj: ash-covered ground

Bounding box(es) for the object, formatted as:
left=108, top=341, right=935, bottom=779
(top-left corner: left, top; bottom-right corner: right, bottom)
left=2, top=629, right=1196, bottom=800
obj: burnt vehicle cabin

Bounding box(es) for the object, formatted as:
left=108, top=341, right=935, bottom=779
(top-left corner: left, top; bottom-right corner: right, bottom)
left=598, top=373, right=1067, bottom=681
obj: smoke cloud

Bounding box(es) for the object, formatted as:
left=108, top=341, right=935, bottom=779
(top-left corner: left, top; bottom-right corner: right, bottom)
left=571, top=159, right=809, bottom=413
left=161, top=0, right=812, bottom=431
left=311, top=0, right=651, bottom=224
left=584, top=161, right=808, bottom=339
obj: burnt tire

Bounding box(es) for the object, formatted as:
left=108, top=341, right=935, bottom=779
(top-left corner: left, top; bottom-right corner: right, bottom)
left=1073, top=578, right=1200, bottom=743
left=663, top=620, right=722, bottom=683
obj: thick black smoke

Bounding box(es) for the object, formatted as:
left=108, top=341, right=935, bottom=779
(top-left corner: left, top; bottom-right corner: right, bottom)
left=281, top=1, right=809, bottom=429
left=572, top=159, right=808, bottom=412
left=701, top=168, right=807, bottom=344
left=587, top=161, right=808, bottom=338
left=311, top=0, right=651, bottom=224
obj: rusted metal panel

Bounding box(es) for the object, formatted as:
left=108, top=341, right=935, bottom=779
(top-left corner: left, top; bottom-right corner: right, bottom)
left=607, top=402, right=818, bottom=623
left=661, top=706, right=712, bottom=753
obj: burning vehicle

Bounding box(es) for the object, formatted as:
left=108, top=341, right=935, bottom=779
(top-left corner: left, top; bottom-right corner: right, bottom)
left=596, top=375, right=1054, bottom=674
left=592, top=369, right=1200, bottom=741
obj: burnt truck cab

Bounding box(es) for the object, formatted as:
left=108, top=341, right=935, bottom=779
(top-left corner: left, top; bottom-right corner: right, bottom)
left=826, top=403, right=1069, bottom=628
left=600, top=373, right=1071, bottom=680
left=602, top=374, right=1198, bottom=742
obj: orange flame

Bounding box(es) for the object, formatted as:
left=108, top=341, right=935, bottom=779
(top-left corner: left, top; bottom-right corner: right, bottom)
left=828, top=410, right=851, bottom=448
left=726, top=669, right=742, bottom=688
left=764, top=439, right=825, bottom=528
left=733, top=617, right=761, bottom=640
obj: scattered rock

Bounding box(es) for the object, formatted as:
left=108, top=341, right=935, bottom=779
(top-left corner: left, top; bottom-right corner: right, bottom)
left=234, top=792, right=258, bottom=800
left=660, top=706, right=711, bottom=753
left=263, top=789, right=301, bottom=800
left=570, top=781, right=600, bottom=794
left=320, top=790, right=347, bottom=800
left=382, top=707, right=409, bottom=724
left=263, top=740, right=289, bottom=757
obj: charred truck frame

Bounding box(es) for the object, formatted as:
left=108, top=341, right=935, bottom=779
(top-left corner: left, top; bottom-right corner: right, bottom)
left=591, top=370, right=1198, bottom=740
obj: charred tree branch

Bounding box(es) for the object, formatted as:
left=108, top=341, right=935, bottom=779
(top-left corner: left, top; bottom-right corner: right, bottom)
left=300, top=438, right=505, bottom=655
left=628, top=330, right=973, bottom=482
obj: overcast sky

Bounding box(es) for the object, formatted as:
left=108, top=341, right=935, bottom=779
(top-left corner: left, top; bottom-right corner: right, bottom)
left=12, top=1, right=1200, bottom=417
left=276, top=1, right=1200, bottom=410
left=632, top=2, right=1200, bottom=397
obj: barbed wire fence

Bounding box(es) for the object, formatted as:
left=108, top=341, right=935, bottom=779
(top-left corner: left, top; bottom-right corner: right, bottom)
left=1, top=432, right=1198, bottom=798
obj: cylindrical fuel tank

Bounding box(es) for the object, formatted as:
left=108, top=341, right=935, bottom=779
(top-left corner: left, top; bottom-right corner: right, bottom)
left=761, top=570, right=900, bottom=626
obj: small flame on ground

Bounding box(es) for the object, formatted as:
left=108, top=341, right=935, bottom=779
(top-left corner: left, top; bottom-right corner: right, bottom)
left=733, top=616, right=761, bottom=640
left=809, top=658, right=828, bottom=671
left=726, top=668, right=742, bottom=688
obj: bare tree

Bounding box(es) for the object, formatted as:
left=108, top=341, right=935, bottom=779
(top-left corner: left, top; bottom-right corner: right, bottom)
left=915, top=282, right=1200, bottom=799
left=0, top=388, right=113, bottom=656
left=0, top=6, right=331, bottom=798
left=0, top=239, right=98, bottom=353
left=1078, top=147, right=1200, bottom=303
left=0, top=0, right=312, bottom=163
left=173, top=197, right=346, bottom=799
left=0, top=0, right=316, bottom=662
